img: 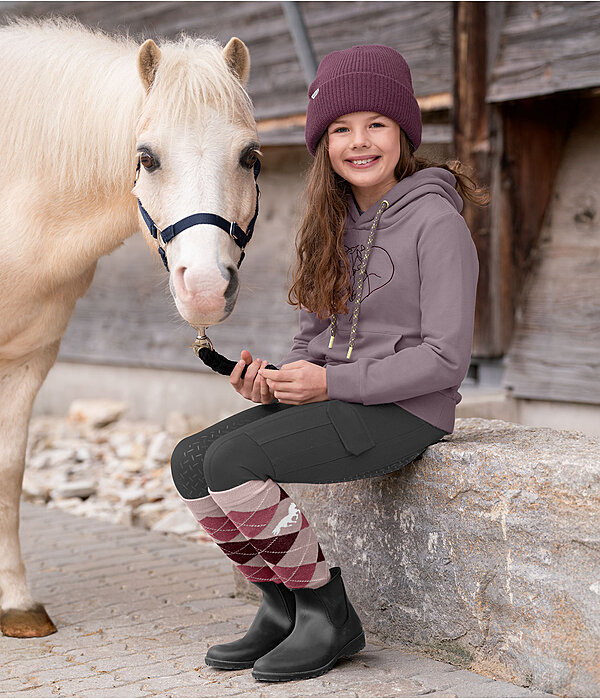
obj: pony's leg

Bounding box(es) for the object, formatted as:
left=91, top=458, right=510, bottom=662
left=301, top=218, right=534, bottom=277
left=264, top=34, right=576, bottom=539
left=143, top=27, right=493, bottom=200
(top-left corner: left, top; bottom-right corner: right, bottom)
left=0, top=342, right=60, bottom=637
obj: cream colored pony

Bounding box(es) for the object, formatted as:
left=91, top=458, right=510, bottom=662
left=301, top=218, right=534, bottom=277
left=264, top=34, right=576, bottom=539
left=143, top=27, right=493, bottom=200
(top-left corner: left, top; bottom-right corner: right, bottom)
left=0, top=15, right=260, bottom=637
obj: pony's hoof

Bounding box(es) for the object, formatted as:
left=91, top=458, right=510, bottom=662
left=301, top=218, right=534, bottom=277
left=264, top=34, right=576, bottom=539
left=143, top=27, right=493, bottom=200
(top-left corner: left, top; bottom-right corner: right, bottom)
left=0, top=604, right=57, bottom=637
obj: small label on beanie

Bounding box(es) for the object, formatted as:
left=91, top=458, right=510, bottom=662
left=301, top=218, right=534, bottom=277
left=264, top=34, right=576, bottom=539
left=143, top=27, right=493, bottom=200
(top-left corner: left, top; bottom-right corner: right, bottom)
left=311, top=88, right=319, bottom=99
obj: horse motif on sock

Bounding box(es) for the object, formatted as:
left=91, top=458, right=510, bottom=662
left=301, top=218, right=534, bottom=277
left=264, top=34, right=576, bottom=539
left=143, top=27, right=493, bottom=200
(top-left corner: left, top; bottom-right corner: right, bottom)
left=272, top=502, right=300, bottom=535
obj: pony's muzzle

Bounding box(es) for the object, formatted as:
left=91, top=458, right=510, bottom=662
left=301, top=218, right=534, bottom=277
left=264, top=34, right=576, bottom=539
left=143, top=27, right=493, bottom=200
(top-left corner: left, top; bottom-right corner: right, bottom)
left=172, top=261, right=238, bottom=325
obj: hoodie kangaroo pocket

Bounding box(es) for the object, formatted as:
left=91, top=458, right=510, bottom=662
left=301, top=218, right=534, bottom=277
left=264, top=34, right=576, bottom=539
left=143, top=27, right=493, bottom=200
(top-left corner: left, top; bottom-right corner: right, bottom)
left=326, top=400, right=375, bottom=456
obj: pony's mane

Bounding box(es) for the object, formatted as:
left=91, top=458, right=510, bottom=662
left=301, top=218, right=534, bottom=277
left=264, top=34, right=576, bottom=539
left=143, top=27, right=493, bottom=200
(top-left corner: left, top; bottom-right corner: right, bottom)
left=0, top=15, right=254, bottom=196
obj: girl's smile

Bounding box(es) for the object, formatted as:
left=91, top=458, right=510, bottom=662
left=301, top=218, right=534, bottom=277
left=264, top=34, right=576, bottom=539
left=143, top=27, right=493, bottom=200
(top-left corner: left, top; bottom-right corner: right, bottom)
left=327, top=112, right=401, bottom=210
left=345, top=155, right=381, bottom=168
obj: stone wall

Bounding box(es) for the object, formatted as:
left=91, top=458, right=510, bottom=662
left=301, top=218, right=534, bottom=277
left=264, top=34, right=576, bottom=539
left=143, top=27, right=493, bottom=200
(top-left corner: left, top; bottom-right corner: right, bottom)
left=233, top=418, right=600, bottom=697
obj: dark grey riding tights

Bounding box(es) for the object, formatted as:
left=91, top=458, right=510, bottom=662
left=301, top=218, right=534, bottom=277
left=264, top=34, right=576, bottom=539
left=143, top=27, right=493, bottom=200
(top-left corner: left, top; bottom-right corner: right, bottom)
left=170, top=399, right=447, bottom=499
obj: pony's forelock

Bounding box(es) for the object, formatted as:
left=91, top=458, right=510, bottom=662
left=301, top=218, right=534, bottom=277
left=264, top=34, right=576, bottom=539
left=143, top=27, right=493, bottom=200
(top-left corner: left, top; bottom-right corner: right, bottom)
left=140, top=36, right=255, bottom=132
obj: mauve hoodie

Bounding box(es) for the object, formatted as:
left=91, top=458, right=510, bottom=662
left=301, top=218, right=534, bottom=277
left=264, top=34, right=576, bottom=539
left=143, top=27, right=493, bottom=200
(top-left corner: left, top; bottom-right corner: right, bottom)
left=275, top=166, right=479, bottom=434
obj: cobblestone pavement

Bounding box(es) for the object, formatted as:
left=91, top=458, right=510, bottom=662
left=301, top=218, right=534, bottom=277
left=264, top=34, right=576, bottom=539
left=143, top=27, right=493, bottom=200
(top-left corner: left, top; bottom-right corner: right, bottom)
left=0, top=504, right=555, bottom=698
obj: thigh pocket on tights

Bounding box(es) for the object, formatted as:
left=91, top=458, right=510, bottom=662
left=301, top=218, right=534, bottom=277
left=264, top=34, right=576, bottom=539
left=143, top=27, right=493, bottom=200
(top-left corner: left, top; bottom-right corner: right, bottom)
left=326, top=400, right=375, bottom=456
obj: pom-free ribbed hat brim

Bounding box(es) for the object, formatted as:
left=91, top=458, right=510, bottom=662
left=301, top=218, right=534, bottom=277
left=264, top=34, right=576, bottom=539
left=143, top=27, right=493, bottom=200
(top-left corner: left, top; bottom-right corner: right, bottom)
left=305, top=71, right=422, bottom=155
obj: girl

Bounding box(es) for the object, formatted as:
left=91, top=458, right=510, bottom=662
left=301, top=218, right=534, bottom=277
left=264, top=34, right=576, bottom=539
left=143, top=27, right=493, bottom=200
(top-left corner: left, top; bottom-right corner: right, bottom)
left=171, top=44, right=487, bottom=683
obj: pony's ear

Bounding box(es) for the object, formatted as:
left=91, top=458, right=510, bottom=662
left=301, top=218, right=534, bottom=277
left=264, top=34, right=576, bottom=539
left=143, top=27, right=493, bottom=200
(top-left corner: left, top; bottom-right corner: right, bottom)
left=137, top=39, right=162, bottom=93
left=222, top=37, right=250, bottom=86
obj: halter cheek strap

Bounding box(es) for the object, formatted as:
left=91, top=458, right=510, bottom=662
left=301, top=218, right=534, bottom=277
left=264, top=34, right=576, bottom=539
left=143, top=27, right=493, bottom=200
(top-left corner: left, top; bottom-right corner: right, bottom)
left=134, top=158, right=261, bottom=271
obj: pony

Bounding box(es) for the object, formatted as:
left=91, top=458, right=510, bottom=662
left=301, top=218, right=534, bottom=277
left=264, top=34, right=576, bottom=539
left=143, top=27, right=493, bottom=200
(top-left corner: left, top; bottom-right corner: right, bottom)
left=0, top=14, right=260, bottom=637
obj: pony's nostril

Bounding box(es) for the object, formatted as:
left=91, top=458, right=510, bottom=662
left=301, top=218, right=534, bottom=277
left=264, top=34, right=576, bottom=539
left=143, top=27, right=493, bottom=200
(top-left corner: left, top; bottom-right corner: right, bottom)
left=224, top=268, right=238, bottom=299
left=218, top=261, right=236, bottom=283
left=173, top=265, right=188, bottom=297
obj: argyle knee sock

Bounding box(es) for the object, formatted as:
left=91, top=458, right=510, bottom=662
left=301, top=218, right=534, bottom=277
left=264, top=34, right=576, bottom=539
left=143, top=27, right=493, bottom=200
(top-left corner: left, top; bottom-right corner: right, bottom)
left=208, top=478, right=331, bottom=589
left=182, top=494, right=282, bottom=584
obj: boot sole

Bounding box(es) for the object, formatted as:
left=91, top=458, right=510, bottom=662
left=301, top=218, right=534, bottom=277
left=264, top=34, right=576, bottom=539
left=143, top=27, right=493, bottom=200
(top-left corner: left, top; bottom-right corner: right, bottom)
left=205, top=656, right=255, bottom=670
left=251, top=631, right=366, bottom=682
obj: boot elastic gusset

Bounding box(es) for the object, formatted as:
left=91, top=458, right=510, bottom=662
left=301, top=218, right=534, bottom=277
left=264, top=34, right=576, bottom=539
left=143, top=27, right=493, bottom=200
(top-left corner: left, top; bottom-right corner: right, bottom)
left=251, top=566, right=365, bottom=682
left=205, top=580, right=296, bottom=670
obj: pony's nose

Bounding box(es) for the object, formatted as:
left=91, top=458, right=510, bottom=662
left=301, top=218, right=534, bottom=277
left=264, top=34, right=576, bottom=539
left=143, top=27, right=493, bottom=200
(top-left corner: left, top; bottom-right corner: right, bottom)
left=172, top=264, right=231, bottom=311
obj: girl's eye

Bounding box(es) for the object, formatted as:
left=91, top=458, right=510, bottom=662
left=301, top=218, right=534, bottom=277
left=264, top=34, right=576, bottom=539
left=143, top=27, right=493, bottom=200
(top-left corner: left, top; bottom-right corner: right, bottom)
left=139, top=152, right=157, bottom=169
left=240, top=148, right=260, bottom=170
left=331, top=126, right=348, bottom=133
left=370, top=122, right=384, bottom=128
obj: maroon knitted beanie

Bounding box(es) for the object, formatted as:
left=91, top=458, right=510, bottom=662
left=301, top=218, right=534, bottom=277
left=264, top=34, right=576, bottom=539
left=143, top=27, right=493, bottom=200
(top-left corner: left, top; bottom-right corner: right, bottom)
left=305, top=44, right=422, bottom=156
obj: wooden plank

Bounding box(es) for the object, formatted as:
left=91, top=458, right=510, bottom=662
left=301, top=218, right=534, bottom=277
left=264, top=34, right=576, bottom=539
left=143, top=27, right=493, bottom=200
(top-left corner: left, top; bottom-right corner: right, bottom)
left=488, top=1, right=600, bottom=102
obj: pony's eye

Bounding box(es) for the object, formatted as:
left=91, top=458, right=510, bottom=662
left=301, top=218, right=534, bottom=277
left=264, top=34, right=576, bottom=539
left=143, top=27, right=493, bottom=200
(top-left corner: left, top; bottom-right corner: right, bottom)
left=140, top=151, right=158, bottom=170
left=140, top=153, right=154, bottom=168
left=240, top=148, right=260, bottom=170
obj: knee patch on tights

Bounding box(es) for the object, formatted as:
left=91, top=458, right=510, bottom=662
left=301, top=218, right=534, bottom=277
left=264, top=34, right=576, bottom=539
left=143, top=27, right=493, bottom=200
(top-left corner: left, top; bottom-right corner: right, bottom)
left=171, top=437, right=210, bottom=500
left=204, top=431, right=272, bottom=492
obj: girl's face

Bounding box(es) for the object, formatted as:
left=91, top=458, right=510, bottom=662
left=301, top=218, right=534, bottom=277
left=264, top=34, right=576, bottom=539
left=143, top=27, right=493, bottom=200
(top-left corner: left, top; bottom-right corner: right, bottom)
left=326, top=112, right=401, bottom=208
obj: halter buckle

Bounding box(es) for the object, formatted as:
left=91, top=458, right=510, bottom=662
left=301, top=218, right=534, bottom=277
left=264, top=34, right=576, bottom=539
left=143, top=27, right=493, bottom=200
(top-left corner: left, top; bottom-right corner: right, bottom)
left=229, top=221, right=238, bottom=243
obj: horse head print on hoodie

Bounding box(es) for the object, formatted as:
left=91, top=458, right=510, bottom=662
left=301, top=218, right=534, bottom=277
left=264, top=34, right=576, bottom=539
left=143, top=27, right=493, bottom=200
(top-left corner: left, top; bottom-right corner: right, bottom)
left=345, top=243, right=394, bottom=303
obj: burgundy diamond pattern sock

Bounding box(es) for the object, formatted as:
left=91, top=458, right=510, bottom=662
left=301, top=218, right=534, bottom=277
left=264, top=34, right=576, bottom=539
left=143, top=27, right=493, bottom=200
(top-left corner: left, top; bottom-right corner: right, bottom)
left=208, top=478, right=331, bottom=589
left=182, top=494, right=282, bottom=583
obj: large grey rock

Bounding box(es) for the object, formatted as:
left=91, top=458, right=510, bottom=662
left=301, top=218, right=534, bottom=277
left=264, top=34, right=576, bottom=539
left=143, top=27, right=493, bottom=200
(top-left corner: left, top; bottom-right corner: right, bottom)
left=233, top=418, right=600, bottom=697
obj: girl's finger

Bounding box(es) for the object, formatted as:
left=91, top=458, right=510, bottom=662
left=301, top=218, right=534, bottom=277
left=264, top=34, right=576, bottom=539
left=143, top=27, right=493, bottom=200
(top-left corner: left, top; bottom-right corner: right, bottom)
left=254, top=360, right=268, bottom=401
left=230, top=359, right=246, bottom=387
left=259, top=362, right=271, bottom=403
left=243, top=358, right=261, bottom=390
left=272, top=390, right=298, bottom=402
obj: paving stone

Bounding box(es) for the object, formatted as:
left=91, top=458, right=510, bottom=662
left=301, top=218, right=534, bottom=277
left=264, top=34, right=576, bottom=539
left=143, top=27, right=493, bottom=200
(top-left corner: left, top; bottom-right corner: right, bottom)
left=0, top=504, right=555, bottom=698
left=0, top=686, right=54, bottom=698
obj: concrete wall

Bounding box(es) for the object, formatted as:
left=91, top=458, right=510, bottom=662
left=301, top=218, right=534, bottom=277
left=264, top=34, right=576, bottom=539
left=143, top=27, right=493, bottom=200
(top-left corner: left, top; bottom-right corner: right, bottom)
left=35, top=361, right=600, bottom=439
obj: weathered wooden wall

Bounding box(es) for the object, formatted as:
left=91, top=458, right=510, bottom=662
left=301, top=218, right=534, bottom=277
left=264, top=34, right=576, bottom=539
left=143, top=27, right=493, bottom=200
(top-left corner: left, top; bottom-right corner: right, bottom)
left=487, top=1, right=600, bottom=103
left=0, top=1, right=454, bottom=121
left=503, top=95, right=600, bottom=403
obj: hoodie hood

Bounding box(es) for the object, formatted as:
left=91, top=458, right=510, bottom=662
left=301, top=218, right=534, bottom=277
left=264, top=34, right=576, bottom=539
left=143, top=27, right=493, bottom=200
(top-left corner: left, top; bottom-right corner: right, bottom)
left=347, top=166, right=463, bottom=229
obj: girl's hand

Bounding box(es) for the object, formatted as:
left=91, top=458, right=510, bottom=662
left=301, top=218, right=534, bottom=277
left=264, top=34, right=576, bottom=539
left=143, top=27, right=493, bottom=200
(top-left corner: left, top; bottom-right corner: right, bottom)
left=230, top=349, right=276, bottom=404
left=258, top=360, right=328, bottom=405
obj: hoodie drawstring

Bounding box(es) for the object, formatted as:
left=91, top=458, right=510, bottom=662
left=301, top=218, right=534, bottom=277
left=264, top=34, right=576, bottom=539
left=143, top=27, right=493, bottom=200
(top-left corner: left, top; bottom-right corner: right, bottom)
left=328, top=198, right=389, bottom=359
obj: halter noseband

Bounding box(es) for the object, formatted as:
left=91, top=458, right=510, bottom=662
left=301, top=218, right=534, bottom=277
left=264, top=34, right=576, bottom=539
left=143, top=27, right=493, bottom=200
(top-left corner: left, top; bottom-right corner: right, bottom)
left=133, top=157, right=261, bottom=271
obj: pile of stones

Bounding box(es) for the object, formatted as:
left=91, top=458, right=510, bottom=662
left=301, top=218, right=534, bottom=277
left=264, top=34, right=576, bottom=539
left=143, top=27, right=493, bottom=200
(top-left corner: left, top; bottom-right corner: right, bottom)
left=23, top=399, right=213, bottom=543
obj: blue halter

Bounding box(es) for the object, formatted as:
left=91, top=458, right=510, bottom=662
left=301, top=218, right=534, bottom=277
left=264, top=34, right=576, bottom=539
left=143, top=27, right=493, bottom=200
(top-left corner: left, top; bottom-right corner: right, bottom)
left=134, top=157, right=261, bottom=271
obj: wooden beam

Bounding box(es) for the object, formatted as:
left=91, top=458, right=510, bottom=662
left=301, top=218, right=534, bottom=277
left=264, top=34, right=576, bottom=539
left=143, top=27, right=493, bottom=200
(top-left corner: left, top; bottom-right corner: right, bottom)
left=453, top=2, right=494, bottom=356
left=255, top=92, right=453, bottom=135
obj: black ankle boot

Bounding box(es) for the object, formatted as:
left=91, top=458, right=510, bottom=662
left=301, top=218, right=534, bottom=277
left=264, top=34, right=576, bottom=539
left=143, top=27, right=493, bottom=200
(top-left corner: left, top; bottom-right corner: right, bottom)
left=204, top=579, right=296, bottom=670
left=251, top=566, right=365, bottom=682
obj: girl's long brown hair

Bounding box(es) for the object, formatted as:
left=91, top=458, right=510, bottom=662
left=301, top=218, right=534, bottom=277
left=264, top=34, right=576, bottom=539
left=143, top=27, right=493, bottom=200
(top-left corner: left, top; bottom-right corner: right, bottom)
left=287, top=128, right=490, bottom=320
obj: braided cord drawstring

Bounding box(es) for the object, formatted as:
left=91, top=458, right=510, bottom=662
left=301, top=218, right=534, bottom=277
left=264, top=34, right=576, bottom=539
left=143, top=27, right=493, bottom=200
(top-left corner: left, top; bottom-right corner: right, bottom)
left=327, top=199, right=390, bottom=358
left=328, top=313, right=337, bottom=348
left=346, top=199, right=389, bottom=358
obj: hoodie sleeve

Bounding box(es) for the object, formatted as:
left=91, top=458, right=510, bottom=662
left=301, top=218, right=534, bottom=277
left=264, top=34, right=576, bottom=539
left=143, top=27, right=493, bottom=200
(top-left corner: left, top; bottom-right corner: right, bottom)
left=326, top=211, right=479, bottom=403
left=273, top=307, right=330, bottom=369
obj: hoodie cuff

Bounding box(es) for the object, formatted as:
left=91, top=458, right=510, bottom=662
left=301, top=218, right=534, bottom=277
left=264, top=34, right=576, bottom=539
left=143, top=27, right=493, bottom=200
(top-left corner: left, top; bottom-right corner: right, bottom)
left=326, top=362, right=362, bottom=403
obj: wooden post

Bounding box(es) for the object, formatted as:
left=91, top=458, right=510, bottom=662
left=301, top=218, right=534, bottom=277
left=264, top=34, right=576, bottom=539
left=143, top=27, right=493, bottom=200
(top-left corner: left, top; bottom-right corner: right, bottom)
left=452, top=2, right=495, bottom=356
